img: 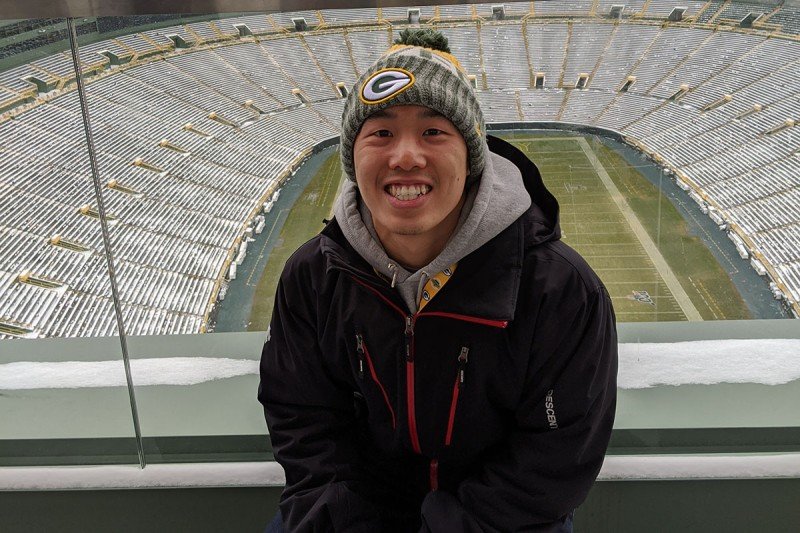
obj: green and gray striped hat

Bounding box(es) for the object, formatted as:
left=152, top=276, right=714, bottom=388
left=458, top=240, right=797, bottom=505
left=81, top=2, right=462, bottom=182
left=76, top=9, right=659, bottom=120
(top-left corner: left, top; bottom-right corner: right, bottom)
left=340, top=29, right=487, bottom=185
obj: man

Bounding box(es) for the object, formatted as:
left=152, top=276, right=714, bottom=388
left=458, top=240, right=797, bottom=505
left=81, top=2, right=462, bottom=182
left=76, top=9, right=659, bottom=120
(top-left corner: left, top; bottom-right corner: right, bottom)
left=259, top=29, right=617, bottom=532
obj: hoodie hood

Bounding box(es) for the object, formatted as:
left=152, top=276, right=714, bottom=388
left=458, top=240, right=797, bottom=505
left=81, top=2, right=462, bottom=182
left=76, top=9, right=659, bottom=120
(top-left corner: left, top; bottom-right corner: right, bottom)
left=333, top=135, right=558, bottom=313
left=486, top=135, right=561, bottom=248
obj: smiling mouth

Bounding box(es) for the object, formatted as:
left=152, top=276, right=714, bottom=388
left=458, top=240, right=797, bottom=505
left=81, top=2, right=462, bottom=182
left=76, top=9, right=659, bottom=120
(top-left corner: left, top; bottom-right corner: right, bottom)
left=386, top=184, right=431, bottom=201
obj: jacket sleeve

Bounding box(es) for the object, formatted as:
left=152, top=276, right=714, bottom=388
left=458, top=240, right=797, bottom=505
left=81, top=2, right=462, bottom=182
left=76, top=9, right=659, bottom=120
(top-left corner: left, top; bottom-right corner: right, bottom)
left=258, top=257, right=388, bottom=532
left=420, top=284, right=618, bottom=533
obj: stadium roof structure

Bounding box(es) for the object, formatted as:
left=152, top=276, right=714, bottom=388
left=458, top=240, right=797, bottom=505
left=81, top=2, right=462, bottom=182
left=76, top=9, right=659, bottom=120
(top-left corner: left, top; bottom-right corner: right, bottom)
left=2, top=0, right=800, bottom=337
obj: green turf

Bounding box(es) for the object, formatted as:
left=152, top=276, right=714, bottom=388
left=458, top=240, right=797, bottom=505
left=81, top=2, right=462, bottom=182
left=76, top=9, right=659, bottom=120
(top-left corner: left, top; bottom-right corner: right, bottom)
left=500, top=132, right=750, bottom=321
left=590, top=138, right=750, bottom=320
left=247, top=150, right=343, bottom=331
left=247, top=132, right=751, bottom=326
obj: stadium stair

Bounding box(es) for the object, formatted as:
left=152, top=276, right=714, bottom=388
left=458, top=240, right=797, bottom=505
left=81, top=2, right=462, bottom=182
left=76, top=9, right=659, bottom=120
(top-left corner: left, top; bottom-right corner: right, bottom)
left=475, top=20, right=489, bottom=90
left=708, top=0, right=732, bottom=24
left=558, top=21, right=573, bottom=89
left=296, top=35, right=338, bottom=95
left=341, top=29, right=361, bottom=78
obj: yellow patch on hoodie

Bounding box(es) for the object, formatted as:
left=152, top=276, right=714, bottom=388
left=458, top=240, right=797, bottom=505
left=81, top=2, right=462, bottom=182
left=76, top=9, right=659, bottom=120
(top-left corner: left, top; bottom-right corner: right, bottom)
left=418, top=263, right=457, bottom=311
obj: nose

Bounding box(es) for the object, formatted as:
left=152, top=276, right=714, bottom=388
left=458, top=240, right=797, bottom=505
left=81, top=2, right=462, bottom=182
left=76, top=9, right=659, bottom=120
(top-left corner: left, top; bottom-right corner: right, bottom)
left=386, top=134, right=426, bottom=171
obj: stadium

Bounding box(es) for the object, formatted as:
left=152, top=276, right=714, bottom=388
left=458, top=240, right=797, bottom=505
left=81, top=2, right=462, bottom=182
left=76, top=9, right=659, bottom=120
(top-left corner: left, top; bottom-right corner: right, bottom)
left=1, top=1, right=800, bottom=338
left=1, top=2, right=800, bottom=531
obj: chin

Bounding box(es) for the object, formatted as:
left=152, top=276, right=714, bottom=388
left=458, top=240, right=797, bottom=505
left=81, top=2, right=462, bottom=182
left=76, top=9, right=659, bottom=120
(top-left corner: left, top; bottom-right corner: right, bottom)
left=391, top=224, right=427, bottom=236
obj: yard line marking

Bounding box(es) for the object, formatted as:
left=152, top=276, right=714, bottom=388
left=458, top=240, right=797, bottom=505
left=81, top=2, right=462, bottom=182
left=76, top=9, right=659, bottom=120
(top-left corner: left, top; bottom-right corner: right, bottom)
left=328, top=160, right=346, bottom=220
left=577, top=138, right=702, bottom=321
left=316, top=157, right=338, bottom=207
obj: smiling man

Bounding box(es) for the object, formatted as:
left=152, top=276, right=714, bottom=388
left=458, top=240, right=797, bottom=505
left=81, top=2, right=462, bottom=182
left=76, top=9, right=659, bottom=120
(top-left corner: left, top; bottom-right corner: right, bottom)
left=259, top=29, right=617, bottom=533
left=352, top=105, right=468, bottom=270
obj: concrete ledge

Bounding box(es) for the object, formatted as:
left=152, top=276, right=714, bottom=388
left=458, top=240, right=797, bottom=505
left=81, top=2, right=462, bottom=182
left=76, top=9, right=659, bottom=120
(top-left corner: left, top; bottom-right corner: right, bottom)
left=4, top=453, right=800, bottom=491
left=0, top=461, right=285, bottom=491
left=599, top=453, right=800, bottom=481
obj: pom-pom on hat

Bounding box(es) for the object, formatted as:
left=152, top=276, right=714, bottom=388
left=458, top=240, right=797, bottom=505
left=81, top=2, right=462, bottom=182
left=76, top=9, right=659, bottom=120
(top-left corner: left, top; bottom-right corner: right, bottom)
left=340, top=29, right=487, bottom=185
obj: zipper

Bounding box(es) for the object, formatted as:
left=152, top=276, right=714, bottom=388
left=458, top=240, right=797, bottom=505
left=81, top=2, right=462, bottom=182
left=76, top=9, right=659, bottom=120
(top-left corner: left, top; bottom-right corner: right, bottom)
left=405, top=314, right=422, bottom=454
left=404, top=315, right=414, bottom=362
left=349, top=276, right=508, bottom=330
left=355, top=334, right=365, bottom=379
left=432, top=346, right=470, bottom=491
left=429, top=459, right=439, bottom=491
left=356, top=333, right=396, bottom=430
left=417, top=311, right=508, bottom=329
left=457, top=346, right=469, bottom=390
left=445, top=346, right=469, bottom=447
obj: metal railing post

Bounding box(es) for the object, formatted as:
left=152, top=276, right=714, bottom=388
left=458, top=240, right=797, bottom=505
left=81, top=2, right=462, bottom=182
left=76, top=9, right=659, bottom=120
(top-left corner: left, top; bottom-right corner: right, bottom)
left=66, top=17, right=146, bottom=469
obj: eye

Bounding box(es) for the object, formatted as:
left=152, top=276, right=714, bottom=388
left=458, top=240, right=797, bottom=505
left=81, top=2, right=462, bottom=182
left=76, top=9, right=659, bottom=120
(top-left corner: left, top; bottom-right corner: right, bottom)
left=373, top=129, right=391, bottom=137
left=423, top=128, right=444, bottom=136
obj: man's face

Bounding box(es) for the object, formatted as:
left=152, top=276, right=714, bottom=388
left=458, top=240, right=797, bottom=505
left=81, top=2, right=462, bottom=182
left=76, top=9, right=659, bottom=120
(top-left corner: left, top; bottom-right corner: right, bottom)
left=353, top=104, right=469, bottom=245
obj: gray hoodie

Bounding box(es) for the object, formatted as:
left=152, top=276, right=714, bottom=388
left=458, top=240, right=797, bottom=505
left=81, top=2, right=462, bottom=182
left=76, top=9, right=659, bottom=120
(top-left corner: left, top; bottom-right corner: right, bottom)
left=333, top=146, right=531, bottom=313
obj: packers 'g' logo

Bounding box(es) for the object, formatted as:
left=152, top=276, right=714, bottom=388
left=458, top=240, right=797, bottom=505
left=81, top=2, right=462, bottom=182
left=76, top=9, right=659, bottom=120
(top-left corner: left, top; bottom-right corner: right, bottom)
left=360, top=68, right=415, bottom=104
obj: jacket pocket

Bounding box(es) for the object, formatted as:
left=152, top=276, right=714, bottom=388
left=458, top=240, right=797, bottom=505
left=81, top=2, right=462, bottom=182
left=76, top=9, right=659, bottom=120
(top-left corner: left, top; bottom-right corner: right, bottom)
left=356, top=333, right=396, bottom=429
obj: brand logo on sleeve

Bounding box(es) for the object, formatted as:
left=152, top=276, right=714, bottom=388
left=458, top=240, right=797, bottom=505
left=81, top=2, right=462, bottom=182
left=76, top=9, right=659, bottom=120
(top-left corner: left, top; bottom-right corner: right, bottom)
left=360, top=68, right=415, bottom=104
left=545, top=389, right=558, bottom=429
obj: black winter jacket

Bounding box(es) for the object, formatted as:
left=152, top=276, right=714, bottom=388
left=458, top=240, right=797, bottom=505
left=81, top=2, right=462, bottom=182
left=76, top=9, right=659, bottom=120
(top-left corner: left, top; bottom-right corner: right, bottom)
left=258, top=136, right=618, bottom=532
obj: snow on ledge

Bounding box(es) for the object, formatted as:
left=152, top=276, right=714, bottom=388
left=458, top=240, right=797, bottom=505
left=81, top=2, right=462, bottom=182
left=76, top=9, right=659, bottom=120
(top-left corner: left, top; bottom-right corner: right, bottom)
left=617, top=339, right=800, bottom=389
left=1, top=339, right=799, bottom=390
left=0, top=357, right=258, bottom=389
left=0, top=461, right=286, bottom=491
left=599, top=453, right=800, bottom=481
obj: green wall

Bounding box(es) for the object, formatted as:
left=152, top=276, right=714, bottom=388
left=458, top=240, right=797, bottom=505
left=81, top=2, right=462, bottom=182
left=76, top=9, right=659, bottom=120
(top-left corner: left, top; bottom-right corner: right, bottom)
left=2, top=479, right=799, bottom=532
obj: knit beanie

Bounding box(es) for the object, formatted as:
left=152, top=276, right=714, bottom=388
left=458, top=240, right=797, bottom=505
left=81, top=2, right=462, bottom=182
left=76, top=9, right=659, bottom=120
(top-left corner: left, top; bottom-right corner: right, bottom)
left=340, top=29, right=487, bottom=185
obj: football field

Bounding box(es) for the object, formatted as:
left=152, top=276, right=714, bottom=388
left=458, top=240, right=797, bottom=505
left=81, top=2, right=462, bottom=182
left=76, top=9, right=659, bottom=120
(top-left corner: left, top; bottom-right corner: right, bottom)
left=509, top=134, right=694, bottom=321
left=500, top=132, right=749, bottom=322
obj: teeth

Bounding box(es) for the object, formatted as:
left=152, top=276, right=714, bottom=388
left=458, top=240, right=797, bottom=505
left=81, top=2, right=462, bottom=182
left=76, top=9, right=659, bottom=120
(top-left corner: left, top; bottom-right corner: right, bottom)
left=387, top=184, right=431, bottom=201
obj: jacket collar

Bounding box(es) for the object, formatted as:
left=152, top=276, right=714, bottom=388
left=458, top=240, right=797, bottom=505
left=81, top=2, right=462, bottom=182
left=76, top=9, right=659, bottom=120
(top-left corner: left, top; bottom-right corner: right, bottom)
left=320, top=215, right=523, bottom=321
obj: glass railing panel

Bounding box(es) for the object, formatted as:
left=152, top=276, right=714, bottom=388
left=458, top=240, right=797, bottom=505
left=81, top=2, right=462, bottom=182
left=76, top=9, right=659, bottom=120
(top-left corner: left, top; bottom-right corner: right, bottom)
left=0, top=17, right=139, bottom=466
left=2, top=1, right=799, bottom=470
left=613, top=319, right=800, bottom=455
left=124, top=332, right=267, bottom=462
left=72, top=12, right=328, bottom=463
